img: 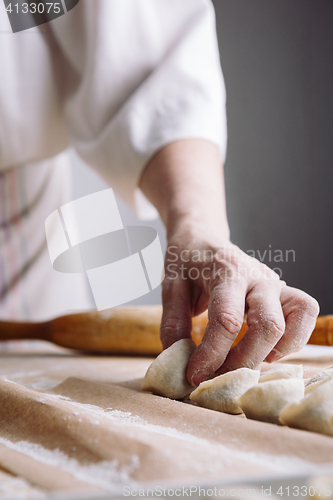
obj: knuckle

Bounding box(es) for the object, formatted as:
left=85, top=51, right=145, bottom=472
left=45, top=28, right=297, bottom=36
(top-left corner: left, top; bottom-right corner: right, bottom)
left=159, top=325, right=175, bottom=349
left=309, top=297, right=320, bottom=317
left=160, top=316, right=191, bottom=347
left=251, top=311, right=285, bottom=341
left=287, top=287, right=320, bottom=317
left=290, top=291, right=320, bottom=319
left=264, top=316, right=285, bottom=339
left=212, top=311, right=243, bottom=340
left=207, top=264, right=245, bottom=291
left=300, top=295, right=320, bottom=317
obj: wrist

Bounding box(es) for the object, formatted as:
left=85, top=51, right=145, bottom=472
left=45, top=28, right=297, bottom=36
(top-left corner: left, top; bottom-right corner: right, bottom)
left=139, top=138, right=230, bottom=243
left=166, top=212, right=230, bottom=247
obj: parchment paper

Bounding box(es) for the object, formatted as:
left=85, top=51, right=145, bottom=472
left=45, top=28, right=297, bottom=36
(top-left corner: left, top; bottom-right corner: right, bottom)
left=0, top=343, right=332, bottom=497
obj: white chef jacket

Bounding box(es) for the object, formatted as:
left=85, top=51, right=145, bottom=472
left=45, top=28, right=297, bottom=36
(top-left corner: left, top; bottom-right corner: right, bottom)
left=0, top=0, right=227, bottom=321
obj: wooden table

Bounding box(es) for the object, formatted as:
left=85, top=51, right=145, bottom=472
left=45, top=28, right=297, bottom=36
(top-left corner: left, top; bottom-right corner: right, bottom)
left=0, top=341, right=332, bottom=498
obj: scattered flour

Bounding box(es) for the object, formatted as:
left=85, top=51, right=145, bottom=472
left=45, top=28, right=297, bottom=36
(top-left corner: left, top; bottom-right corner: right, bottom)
left=46, top=394, right=333, bottom=477
left=0, top=473, right=47, bottom=500
left=1, top=387, right=332, bottom=488
left=49, top=394, right=71, bottom=401
left=0, top=437, right=139, bottom=493
left=0, top=378, right=19, bottom=385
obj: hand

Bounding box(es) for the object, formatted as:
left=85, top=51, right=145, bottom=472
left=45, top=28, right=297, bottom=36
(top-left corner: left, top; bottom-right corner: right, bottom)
left=160, top=224, right=319, bottom=386
left=139, top=138, right=319, bottom=387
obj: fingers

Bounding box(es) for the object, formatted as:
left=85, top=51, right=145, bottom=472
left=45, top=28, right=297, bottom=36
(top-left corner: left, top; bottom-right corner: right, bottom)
left=160, top=276, right=192, bottom=350
left=187, top=278, right=246, bottom=386
left=161, top=238, right=320, bottom=388
left=217, top=281, right=285, bottom=374
left=265, top=286, right=320, bottom=362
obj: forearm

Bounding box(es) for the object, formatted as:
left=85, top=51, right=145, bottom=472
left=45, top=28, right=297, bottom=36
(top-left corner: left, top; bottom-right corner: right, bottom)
left=139, top=139, right=230, bottom=243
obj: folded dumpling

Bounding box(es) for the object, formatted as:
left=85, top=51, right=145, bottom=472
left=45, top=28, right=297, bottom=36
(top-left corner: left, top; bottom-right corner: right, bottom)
left=141, top=338, right=196, bottom=399
left=236, top=378, right=305, bottom=424
left=190, top=368, right=260, bottom=414
left=280, top=378, right=333, bottom=436
left=304, top=367, right=333, bottom=395
left=259, top=364, right=303, bottom=383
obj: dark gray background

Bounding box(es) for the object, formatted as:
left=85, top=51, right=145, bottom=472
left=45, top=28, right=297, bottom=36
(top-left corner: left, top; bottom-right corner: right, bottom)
left=72, top=0, right=333, bottom=314
left=213, top=0, right=333, bottom=314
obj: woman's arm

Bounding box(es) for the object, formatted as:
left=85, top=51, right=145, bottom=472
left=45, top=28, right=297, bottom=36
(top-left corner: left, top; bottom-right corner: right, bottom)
left=139, top=138, right=319, bottom=386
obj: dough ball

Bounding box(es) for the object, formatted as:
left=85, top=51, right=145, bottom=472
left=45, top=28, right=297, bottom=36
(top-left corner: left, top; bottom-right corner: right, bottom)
left=280, top=378, right=333, bottom=436
left=305, top=367, right=333, bottom=395
left=236, top=378, right=305, bottom=424
left=259, top=364, right=303, bottom=383
left=190, top=368, right=260, bottom=415
left=141, top=338, right=196, bottom=399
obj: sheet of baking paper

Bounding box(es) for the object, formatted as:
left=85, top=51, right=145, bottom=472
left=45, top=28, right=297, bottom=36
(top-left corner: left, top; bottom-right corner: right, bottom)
left=0, top=343, right=332, bottom=497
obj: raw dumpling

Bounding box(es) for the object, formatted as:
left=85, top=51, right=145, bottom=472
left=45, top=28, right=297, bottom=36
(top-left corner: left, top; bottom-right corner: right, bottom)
left=305, top=367, right=333, bottom=395
left=190, top=368, right=260, bottom=414
left=259, top=364, right=303, bottom=383
left=141, top=338, right=196, bottom=399
left=280, top=378, right=333, bottom=436
left=236, top=378, right=304, bottom=424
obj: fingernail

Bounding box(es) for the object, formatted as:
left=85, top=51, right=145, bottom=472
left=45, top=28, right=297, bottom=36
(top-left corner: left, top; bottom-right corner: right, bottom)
left=266, top=349, right=283, bottom=363
left=192, top=370, right=210, bottom=386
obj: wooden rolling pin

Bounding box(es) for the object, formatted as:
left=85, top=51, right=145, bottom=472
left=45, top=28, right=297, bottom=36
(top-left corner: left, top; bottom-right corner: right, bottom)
left=0, top=306, right=332, bottom=355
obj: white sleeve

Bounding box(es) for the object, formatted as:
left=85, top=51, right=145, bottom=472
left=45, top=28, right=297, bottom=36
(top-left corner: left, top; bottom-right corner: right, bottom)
left=52, top=0, right=227, bottom=213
